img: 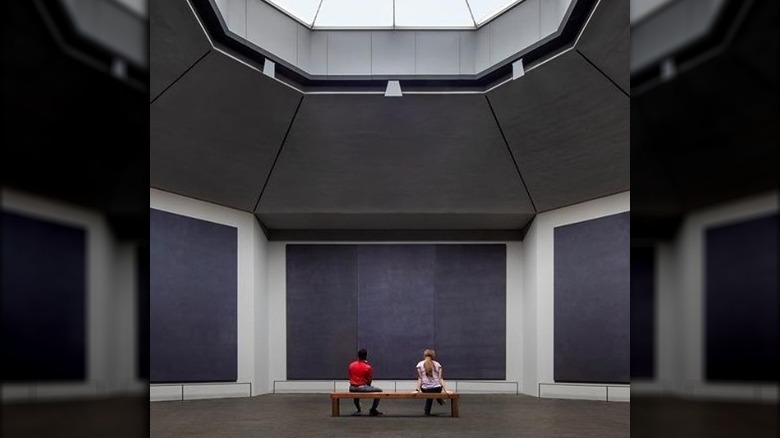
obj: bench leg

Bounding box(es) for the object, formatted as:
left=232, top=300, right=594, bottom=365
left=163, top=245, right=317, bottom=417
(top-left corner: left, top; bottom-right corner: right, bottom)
left=332, top=398, right=339, bottom=417
left=451, top=399, right=459, bottom=417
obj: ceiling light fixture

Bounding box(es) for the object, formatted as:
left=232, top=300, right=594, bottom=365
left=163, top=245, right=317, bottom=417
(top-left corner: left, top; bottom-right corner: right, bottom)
left=512, top=58, right=525, bottom=80
left=263, top=60, right=276, bottom=78
left=384, top=80, right=403, bottom=97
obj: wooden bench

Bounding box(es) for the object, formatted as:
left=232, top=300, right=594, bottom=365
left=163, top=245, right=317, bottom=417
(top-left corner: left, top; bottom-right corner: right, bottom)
left=330, top=391, right=460, bottom=417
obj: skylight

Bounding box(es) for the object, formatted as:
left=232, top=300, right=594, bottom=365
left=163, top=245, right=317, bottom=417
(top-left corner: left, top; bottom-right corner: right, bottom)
left=263, top=0, right=526, bottom=29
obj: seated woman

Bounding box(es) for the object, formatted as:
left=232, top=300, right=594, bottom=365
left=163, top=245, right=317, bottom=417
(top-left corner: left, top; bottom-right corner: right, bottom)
left=414, top=349, right=451, bottom=416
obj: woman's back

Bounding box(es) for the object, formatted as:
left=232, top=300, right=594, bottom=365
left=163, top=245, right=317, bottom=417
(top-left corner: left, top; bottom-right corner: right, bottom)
left=416, top=359, right=443, bottom=388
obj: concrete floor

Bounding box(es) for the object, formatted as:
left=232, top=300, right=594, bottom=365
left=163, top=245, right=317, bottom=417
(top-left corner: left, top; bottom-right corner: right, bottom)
left=2, top=396, right=147, bottom=438
left=149, top=393, right=629, bottom=438
left=5, top=393, right=776, bottom=438
left=630, top=396, right=778, bottom=438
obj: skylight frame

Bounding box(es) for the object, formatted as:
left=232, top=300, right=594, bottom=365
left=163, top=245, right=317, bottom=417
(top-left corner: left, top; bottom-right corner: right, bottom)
left=313, top=0, right=395, bottom=30
left=468, top=0, right=526, bottom=27
left=260, top=0, right=528, bottom=31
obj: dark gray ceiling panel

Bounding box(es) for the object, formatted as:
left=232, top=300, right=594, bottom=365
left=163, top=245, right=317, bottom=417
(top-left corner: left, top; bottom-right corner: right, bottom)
left=729, top=0, right=778, bottom=91
left=151, top=0, right=212, bottom=101
left=256, top=94, right=534, bottom=229
left=575, top=0, right=629, bottom=94
left=258, top=212, right=534, bottom=230
left=630, top=109, right=684, bottom=239
left=633, top=52, right=778, bottom=213
left=268, top=229, right=526, bottom=241
left=488, top=51, right=629, bottom=212
left=151, top=51, right=302, bottom=211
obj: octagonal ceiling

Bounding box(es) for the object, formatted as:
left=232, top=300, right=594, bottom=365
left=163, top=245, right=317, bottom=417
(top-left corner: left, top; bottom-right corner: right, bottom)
left=150, top=0, right=629, bottom=240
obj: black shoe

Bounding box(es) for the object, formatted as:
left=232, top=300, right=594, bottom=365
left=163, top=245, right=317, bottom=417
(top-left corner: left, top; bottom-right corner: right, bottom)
left=369, top=409, right=383, bottom=416
left=352, top=411, right=362, bottom=416
left=424, top=411, right=431, bottom=416
left=436, top=399, right=444, bottom=406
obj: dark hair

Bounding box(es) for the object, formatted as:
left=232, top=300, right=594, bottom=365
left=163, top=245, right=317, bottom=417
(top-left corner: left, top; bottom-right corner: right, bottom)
left=358, top=349, right=368, bottom=360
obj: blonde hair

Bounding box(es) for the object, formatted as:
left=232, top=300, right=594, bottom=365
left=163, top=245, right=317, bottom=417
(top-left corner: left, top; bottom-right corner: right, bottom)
left=423, top=349, right=436, bottom=378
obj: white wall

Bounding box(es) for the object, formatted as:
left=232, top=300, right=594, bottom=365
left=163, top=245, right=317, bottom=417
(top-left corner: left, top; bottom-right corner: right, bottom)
left=1, top=188, right=145, bottom=402
left=266, top=241, right=287, bottom=392
left=633, top=191, right=778, bottom=402
left=253, top=218, right=270, bottom=396
left=111, top=242, right=144, bottom=393
left=147, top=190, right=631, bottom=401
left=506, top=241, right=524, bottom=384
left=149, top=188, right=268, bottom=400
left=521, top=216, right=539, bottom=396
left=522, top=191, right=631, bottom=399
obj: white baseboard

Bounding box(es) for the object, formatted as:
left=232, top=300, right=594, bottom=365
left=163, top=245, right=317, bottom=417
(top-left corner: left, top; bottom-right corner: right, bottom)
left=2, top=385, right=33, bottom=402
left=629, top=379, right=666, bottom=395
left=276, top=380, right=520, bottom=394
left=150, top=385, right=183, bottom=402
left=273, top=381, right=335, bottom=393
left=455, top=381, right=519, bottom=394
left=539, top=383, right=630, bottom=402
left=4, top=381, right=151, bottom=403
left=2, top=382, right=102, bottom=402
left=184, top=383, right=251, bottom=400
left=607, top=386, right=630, bottom=402
left=150, top=383, right=251, bottom=401
left=759, top=386, right=778, bottom=402
left=629, top=380, right=777, bottom=403
left=691, top=383, right=778, bottom=402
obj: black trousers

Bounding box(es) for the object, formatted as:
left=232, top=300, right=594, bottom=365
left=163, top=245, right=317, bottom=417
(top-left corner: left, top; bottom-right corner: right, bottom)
left=421, top=386, right=443, bottom=413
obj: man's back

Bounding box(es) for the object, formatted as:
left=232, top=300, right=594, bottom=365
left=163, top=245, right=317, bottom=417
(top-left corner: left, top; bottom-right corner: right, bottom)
left=348, top=349, right=383, bottom=415
left=349, top=360, right=372, bottom=386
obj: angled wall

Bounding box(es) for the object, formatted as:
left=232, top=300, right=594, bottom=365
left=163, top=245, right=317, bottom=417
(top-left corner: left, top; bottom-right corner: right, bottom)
left=148, top=191, right=630, bottom=400
left=522, top=191, right=630, bottom=399
left=553, top=212, right=630, bottom=384
left=633, top=192, right=779, bottom=402
left=149, top=188, right=267, bottom=400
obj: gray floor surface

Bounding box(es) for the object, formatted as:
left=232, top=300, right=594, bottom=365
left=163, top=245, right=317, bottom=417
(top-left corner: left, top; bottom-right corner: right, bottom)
left=150, top=393, right=629, bottom=438
left=6, top=393, right=776, bottom=437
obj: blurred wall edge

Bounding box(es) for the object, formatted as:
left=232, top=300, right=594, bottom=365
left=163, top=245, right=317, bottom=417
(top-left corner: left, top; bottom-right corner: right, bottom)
left=1, top=0, right=149, bottom=403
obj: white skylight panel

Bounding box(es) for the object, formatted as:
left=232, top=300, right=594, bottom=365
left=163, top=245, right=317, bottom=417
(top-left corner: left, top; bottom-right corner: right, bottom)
left=467, top=0, right=522, bottom=26
left=395, top=0, right=475, bottom=28
left=259, top=0, right=527, bottom=29
left=314, top=0, right=394, bottom=28
left=265, top=0, right=322, bottom=26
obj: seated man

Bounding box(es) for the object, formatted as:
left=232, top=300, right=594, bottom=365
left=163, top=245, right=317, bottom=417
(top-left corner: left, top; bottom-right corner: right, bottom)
left=348, top=349, right=383, bottom=416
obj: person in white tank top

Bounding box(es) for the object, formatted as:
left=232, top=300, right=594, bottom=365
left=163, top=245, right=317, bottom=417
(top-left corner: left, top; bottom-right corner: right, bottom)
left=414, top=349, right=451, bottom=415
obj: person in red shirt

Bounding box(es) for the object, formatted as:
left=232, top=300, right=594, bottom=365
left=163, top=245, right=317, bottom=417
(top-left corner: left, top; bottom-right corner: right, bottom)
left=348, top=348, right=383, bottom=416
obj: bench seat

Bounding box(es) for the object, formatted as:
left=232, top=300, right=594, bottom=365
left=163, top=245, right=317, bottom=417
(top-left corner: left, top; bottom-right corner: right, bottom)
left=329, top=391, right=460, bottom=417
